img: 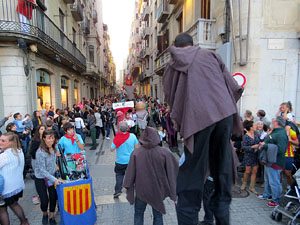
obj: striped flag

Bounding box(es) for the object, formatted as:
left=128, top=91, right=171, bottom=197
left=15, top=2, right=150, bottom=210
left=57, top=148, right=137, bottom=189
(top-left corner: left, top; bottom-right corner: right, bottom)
left=63, top=184, right=92, bottom=215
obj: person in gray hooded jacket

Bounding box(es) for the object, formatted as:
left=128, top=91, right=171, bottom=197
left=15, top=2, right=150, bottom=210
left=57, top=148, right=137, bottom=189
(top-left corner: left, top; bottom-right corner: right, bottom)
left=123, top=126, right=178, bottom=225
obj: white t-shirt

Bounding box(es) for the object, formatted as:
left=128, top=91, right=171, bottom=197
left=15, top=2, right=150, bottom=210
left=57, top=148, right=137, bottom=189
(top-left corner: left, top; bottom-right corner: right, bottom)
left=95, top=112, right=103, bottom=127
left=75, top=117, right=85, bottom=129
left=124, top=119, right=135, bottom=128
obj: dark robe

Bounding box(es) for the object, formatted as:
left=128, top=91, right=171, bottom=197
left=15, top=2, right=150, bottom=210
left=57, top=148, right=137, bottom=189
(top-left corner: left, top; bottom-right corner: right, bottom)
left=163, top=46, right=243, bottom=154
left=123, top=126, right=179, bottom=214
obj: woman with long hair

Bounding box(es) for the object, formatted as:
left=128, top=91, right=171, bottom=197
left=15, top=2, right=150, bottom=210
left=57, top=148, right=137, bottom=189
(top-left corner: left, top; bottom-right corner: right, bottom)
left=30, top=125, right=46, bottom=205
left=0, top=132, right=28, bottom=225
left=32, top=110, right=42, bottom=135
left=34, top=130, right=62, bottom=225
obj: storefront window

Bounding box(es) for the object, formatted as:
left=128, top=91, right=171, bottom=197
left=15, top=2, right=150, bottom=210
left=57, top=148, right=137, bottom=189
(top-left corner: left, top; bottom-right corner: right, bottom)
left=61, top=76, right=69, bottom=109
left=74, top=80, right=79, bottom=104
left=36, top=70, right=51, bottom=111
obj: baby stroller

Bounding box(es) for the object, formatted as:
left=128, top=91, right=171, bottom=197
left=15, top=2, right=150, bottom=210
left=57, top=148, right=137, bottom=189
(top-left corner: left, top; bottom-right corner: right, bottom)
left=271, top=168, right=300, bottom=225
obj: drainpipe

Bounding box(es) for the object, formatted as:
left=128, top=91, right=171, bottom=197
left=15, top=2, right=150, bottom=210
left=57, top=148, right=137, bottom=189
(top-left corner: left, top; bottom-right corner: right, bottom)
left=229, top=0, right=237, bottom=64
left=224, top=0, right=231, bottom=43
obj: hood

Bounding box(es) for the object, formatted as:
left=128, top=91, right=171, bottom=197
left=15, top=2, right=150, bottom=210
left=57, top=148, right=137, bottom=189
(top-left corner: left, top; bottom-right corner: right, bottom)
left=139, top=126, right=161, bottom=148
left=169, top=46, right=200, bottom=73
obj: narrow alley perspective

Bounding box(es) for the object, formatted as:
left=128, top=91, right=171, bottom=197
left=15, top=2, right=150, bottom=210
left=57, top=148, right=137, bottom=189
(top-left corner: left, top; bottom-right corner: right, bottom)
left=0, top=0, right=299, bottom=225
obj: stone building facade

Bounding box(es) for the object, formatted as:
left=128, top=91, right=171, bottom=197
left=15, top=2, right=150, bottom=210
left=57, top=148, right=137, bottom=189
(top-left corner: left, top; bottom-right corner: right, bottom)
left=0, top=0, right=114, bottom=123
left=127, top=0, right=300, bottom=121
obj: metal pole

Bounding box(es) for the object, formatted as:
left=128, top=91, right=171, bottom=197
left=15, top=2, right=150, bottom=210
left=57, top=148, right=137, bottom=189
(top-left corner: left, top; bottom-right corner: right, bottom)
left=238, top=0, right=242, bottom=65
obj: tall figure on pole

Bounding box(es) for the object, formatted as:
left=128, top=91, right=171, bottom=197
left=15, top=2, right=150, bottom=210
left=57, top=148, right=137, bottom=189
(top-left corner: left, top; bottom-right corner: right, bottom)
left=163, top=33, right=243, bottom=225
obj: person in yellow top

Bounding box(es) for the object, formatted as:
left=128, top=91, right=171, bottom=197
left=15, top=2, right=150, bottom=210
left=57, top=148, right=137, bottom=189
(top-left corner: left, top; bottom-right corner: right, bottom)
left=284, top=126, right=299, bottom=186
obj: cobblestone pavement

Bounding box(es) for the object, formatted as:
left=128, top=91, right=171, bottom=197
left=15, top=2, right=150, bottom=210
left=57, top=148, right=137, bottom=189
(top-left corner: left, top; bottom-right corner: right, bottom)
left=8, top=133, right=289, bottom=225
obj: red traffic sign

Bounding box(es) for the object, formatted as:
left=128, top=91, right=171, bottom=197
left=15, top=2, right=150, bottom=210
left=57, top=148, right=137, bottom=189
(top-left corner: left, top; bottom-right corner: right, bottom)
left=232, top=73, right=246, bottom=87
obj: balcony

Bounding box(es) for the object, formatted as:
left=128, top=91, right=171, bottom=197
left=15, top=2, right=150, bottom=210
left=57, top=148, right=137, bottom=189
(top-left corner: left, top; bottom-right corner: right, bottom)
left=82, top=17, right=90, bottom=35
left=168, top=0, right=178, bottom=4
left=155, top=47, right=171, bottom=75
left=63, top=0, right=75, bottom=4
left=142, top=27, right=150, bottom=40
left=70, top=0, right=83, bottom=22
left=140, top=48, right=150, bottom=58
left=0, top=0, right=86, bottom=72
left=186, top=18, right=217, bottom=49
left=157, top=2, right=169, bottom=24
left=142, top=5, right=150, bottom=21
left=86, top=62, right=99, bottom=78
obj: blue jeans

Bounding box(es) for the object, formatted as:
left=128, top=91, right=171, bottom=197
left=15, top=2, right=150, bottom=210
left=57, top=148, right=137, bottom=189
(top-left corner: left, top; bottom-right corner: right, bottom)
left=20, top=139, right=28, bottom=155
left=134, top=198, right=163, bottom=225
left=76, top=128, right=85, bottom=142
left=0, top=174, right=4, bottom=194
left=106, top=126, right=111, bottom=138
left=263, top=165, right=282, bottom=203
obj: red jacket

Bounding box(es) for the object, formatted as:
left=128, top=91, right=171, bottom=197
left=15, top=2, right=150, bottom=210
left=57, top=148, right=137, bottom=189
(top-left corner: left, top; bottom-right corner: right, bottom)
left=16, top=0, right=36, bottom=19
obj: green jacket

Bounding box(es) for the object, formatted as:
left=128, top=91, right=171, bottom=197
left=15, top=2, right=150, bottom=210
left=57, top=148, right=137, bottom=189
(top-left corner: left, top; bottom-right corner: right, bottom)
left=263, top=128, right=288, bottom=168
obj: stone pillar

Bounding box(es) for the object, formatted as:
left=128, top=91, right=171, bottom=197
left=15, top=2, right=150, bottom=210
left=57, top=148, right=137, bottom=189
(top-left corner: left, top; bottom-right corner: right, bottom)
left=0, top=44, right=28, bottom=116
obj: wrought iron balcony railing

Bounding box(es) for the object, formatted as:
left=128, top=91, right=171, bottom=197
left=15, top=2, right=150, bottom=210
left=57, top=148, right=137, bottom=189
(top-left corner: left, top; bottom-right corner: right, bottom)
left=0, top=0, right=86, bottom=71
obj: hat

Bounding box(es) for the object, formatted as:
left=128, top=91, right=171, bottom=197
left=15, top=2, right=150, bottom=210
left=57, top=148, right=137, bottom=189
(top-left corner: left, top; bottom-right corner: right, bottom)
left=276, top=116, right=286, bottom=128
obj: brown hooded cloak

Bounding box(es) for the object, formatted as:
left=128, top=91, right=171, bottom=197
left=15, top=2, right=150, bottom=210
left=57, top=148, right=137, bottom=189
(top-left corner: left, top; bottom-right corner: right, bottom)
left=163, top=46, right=244, bottom=154
left=123, top=126, right=179, bottom=214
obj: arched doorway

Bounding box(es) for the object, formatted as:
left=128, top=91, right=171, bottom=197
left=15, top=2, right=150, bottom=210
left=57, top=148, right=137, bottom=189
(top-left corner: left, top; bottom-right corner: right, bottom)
left=36, top=70, right=51, bottom=111
left=61, top=76, right=69, bottom=109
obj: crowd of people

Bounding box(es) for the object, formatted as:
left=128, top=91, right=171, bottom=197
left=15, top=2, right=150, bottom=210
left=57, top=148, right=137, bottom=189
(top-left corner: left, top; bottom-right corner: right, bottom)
left=0, top=32, right=300, bottom=225
left=235, top=102, right=300, bottom=208
left=0, top=93, right=184, bottom=225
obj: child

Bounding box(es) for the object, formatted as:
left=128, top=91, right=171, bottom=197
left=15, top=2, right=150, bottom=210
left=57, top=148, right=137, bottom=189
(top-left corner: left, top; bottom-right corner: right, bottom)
left=157, top=124, right=166, bottom=147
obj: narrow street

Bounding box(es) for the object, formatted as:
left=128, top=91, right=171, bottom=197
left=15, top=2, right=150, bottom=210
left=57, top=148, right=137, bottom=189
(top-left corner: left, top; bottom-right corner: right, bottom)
left=6, top=133, right=288, bottom=225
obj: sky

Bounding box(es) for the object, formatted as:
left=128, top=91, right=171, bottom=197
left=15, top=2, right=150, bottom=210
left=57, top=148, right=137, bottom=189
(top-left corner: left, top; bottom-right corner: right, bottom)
left=102, top=0, right=135, bottom=80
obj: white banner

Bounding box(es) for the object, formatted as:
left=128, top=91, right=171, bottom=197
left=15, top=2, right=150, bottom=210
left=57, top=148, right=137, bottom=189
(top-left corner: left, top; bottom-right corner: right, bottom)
left=112, top=101, right=134, bottom=110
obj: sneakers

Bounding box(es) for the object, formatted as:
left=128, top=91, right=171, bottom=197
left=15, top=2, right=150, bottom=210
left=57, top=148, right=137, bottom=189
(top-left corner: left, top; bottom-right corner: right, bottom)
left=268, top=201, right=279, bottom=207
left=257, top=195, right=272, bottom=200
left=113, top=192, right=121, bottom=198
left=0, top=195, right=5, bottom=206
left=42, top=215, right=49, bottom=225
left=32, top=195, right=40, bottom=205
left=105, top=137, right=110, bottom=140
left=49, top=217, right=57, bottom=225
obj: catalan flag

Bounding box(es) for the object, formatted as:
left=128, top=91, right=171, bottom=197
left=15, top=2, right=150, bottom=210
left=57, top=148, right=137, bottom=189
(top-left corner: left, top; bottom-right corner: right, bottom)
left=57, top=177, right=97, bottom=225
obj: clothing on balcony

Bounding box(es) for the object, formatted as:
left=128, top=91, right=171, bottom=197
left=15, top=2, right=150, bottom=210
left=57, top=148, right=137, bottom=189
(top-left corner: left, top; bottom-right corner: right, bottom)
left=16, top=0, right=36, bottom=19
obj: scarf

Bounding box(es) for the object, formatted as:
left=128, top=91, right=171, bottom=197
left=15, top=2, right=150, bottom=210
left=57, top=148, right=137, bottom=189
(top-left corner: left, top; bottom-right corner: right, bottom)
left=113, top=132, right=130, bottom=148
left=64, top=133, right=76, bottom=145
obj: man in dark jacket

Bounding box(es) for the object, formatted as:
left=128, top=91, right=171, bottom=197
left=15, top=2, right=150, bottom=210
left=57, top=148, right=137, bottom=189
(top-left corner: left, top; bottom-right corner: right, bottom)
left=163, top=33, right=243, bottom=225
left=123, top=126, right=178, bottom=224
left=258, top=116, right=288, bottom=207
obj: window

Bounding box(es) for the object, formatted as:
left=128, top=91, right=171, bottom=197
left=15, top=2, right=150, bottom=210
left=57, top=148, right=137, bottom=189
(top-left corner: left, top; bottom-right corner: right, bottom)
left=155, top=27, right=157, bottom=43
left=36, top=70, right=51, bottom=111
left=150, top=56, right=153, bottom=73
left=150, top=13, right=153, bottom=27
left=201, top=0, right=211, bottom=19
left=155, top=1, right=157, bottom=18
left=89, top=45, right=94, bottom=63
left=59, top=9, right=65, bottom=32
left=150, top=34, right=153, bottom=49
left=74, top=80, right=79, bottom=104
left=177, top=12, right=183, bottom=33
left=151, top=86, right=153, bottom=97
left=155, top=85, right=158, bottom=99
left=61, top=76, right=69, bottom=109
left=72, top=28, right=76, bottom=44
